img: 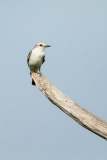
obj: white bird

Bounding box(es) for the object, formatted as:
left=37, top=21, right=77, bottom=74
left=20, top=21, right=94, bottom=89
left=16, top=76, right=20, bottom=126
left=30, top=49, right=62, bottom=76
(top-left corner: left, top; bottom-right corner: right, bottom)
left=27, top=43, right=51, bottom=85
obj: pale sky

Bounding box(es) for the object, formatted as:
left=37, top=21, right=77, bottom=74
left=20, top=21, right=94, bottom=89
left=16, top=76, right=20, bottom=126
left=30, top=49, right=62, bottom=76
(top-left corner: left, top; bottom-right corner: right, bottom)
left=0, top=0, right=107, bottom=160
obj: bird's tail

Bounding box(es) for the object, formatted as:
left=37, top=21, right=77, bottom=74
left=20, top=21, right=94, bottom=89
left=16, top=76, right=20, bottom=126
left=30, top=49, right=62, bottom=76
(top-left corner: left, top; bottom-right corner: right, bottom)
left=32, top=79, right=36, bottom=85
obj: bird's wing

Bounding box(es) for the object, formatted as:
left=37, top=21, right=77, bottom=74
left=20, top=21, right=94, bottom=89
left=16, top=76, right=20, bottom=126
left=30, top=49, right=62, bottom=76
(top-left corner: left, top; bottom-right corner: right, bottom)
left=27, top=50, right=32, bottom=65
left=42, top=55, right=45, bottom=64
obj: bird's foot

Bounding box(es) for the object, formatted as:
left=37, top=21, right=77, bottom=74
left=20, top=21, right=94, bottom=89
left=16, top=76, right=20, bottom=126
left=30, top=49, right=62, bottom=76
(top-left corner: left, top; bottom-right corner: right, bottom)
left=30, top=71, right=33, bottom=76
left=38, top=72, right=42, bottom=77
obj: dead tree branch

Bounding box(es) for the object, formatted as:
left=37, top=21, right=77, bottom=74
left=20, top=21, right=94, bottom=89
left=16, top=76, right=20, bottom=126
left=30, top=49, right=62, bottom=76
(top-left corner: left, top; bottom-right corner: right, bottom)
left=31, top=72, right=107, bottom=140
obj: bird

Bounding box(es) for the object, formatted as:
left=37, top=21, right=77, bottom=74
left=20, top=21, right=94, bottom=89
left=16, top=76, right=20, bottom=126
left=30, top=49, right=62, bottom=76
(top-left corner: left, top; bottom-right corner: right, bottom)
left=27, top=43, right=51, bottom=85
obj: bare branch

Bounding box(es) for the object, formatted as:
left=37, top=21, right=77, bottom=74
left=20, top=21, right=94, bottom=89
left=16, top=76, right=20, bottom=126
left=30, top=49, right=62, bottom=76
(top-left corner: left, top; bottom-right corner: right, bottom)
left=31, top=72, right=107, bottom=140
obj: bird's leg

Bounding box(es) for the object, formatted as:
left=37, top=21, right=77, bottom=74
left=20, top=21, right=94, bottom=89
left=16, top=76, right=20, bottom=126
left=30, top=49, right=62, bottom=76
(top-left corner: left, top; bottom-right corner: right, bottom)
left=38, top=67, right=42, bottom=76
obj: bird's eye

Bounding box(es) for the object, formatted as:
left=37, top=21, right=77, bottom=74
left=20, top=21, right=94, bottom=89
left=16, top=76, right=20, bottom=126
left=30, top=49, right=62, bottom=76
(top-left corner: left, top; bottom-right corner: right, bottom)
left=40, top=44, right=42, bottom=46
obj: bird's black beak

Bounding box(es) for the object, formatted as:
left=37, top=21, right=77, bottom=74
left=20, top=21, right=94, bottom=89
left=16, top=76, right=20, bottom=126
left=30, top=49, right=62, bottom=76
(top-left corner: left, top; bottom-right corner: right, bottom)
left=46, top=45, right=51, bottom=47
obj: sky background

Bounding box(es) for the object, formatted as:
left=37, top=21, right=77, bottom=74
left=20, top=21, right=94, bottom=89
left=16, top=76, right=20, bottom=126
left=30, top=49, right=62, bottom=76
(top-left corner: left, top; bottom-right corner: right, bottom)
left=0, top=0, right=107, bottom=160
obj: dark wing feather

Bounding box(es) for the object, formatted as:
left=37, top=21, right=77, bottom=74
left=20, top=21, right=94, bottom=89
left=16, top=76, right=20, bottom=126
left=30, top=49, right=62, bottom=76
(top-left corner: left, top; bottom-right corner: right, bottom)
left=42, top=55, right=45, bottom=64
left=27, top=50, right=32, bottom=65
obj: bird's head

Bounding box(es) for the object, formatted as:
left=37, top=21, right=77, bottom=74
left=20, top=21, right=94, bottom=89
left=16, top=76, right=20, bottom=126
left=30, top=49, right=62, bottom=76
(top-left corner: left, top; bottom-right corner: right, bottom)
left=34, top=43, right=51, bottom=51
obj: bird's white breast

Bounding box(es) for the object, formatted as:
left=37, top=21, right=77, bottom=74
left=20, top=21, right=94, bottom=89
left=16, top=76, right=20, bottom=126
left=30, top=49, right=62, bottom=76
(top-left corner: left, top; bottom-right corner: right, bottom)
left=29, top=49, right=44, bottom=72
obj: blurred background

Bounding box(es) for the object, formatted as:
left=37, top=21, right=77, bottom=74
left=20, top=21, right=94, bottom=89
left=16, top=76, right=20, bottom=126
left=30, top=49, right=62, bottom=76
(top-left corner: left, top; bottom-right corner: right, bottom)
left=0, top=0, right=107, bottom=160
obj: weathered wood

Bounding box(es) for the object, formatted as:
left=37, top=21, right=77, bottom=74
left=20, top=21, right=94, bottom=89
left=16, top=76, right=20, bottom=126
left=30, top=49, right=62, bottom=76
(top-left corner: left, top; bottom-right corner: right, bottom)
left=31, top=72, right=107, bottom=140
